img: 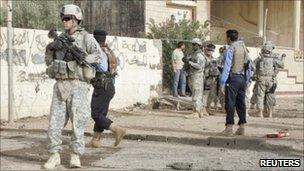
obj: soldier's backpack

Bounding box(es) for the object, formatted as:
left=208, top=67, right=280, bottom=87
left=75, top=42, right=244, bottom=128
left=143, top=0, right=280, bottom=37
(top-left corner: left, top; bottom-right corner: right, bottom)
left=257, top=55, right=275, bottom=77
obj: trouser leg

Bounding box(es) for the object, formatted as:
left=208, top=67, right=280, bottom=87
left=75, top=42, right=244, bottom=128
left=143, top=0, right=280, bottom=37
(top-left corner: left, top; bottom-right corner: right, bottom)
left=179, top=69, right=187, bottom=95
left=47, top=83, right=68, bottom=154
left=69, top=81, right=90, bottom=156
left=236, top=80, right=247, bottom=125
left=225, top=83, right=237, bottom=125
left=91, top=83, right=115, bottom=132
left=256, top=81, right=266, bottom=111
left=172, top=70, right=181, bottom=96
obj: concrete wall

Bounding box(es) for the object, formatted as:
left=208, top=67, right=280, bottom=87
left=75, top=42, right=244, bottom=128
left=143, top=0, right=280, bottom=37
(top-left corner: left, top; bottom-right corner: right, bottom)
left=0, top=27, right=162, bottom=121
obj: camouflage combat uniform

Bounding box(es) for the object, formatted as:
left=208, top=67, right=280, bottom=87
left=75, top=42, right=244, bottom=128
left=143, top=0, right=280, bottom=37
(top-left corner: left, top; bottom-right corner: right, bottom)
left=250, top=53, right=284, bottom=109
left=45, top=27, right=102, bottom=155
left=187, top=49, right=206, bottom=114
left=254, top=49, right=284, bottom=117
left=217, top=54, right=225, bottom=109
left=249, top=56, right=261, bottom=109
left=265, top=53, right=284, bottom=109
left=205, top=56, right=221, bottom=109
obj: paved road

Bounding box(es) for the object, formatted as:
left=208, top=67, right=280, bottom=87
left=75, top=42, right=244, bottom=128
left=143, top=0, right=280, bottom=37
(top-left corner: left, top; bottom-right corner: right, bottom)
left=1, top=130, right=303, bottom=170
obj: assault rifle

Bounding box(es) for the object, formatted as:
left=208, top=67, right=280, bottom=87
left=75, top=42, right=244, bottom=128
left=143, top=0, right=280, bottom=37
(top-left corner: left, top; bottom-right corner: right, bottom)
left=48, top=28, right=93, bottom=68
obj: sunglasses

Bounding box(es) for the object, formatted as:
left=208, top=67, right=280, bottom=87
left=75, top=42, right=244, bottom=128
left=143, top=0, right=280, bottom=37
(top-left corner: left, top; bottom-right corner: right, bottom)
left=61, top=16, right=73, bottom=22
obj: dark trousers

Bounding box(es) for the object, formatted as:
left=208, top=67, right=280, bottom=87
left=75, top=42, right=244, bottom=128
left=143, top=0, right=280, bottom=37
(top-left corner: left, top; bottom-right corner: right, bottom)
left=225, top=74, right=247, bottom=125
left=91, top=82, right=115, bottom=132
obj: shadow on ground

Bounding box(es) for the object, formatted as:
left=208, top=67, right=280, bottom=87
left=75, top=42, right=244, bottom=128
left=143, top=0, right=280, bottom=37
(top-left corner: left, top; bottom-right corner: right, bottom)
left=0, top=134, right=120, bottom=168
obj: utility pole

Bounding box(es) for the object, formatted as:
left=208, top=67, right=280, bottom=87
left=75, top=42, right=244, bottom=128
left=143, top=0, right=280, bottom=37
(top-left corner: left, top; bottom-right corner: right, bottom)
left=258, top=0, right=264, bottom=38
left=263, top=8, right=268, bottom=44
left=293, top=0, right=301, bottom=50
left=7, top=0, right=14, bottom=123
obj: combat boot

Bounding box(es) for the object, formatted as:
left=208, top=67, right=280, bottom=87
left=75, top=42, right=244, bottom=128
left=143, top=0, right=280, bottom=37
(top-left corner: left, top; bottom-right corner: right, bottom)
left=218, top=107, right=225, bottom=112
left=109, top=123, right=126, bottom=146
left=246, top=109, right=250, bottom=118
left=257, top=109, right=263, bottom=118
left=43, top=152, right=61, bottom=169
left=184, top=112, right=200, bottom=119
left=219, top=125, right=233, bottom=136
left=87, top=132, right=102, bottom=148
left=250, top=104, right=256, bottom=110
left=269, top=108, right=273, bottom=118
left=202, top=107, right=210, bottom=116
left=70, top=153, right=81, bottom=168
left=235, top=124, right=245, bottom=135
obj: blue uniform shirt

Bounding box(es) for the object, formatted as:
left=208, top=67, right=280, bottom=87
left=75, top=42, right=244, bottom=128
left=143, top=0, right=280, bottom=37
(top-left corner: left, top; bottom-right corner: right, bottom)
left=219, top=47, right=253, bottom=88
left=96, top=51, right=108, bottom=73
left=95, top=50, right=116, bottom=85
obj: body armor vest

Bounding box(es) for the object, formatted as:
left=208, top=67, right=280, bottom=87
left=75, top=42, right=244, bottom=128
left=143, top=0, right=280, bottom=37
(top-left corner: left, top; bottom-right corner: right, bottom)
left=230, top=41, right=246, bottom=73
left=46, top=29, right=96, bottom=82
left=257, top=53, right=275, bottom=77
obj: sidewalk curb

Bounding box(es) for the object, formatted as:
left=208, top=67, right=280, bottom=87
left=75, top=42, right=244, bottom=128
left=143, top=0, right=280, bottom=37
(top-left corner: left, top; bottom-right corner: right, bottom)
left=0, top=128, right=302, bottom=156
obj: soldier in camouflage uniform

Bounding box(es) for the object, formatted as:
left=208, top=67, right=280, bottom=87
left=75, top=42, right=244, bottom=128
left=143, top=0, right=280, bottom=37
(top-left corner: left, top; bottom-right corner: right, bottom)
left=264, top=52, right=285, bottom=116
left=249, top=54, right=262, bottom=110
left=249, top=82, right=258, bottom=110
left=254, top=41, right=284, bottom=118
left=250, top=52, right=284, bottom=112
left=217, top=46, right=226, bottom=111
left=44, top=4, right=103, bottom=169
left=204, top=44, right=221, bottom=112
left=184, top=38, right=207, bottom=118
left=245, top=55, right=254, bottom=118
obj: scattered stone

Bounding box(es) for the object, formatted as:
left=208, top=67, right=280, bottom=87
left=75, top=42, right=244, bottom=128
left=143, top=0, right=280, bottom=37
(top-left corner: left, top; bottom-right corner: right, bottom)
left=167, top=162, right=193, bottom=170
left=18, top=124, right=26, bottom=129
left=134, top=102, right=146, bottom=109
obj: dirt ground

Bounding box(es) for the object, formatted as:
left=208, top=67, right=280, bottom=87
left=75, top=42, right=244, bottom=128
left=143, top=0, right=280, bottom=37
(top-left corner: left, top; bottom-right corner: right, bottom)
left=0, top=95, right=303, bottom=170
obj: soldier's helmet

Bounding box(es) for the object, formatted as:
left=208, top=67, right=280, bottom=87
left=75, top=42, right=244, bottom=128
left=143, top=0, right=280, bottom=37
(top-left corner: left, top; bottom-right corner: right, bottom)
left=191, top=38, right=202, bottom=46
left=60, top=4, right=83, bottom=21
left=262, top=41, right=275, bottom=54
left=206, top=43, right=215, bottom=51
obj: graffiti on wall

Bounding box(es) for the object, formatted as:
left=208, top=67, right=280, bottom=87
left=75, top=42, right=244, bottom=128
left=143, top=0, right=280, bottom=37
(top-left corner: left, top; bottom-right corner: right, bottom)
left=0, top=49, right=27, bottom=66
left=1, top=27, right=163, bottom=120
left=107, top=36, right=161, bottom=70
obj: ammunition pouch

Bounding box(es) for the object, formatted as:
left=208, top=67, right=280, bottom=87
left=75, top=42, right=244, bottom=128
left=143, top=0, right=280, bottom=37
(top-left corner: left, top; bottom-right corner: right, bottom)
left=46, top=63, right=55, bottom=79
left=83, top=65, right=96, bottom=81
left=53, top=60, right=69, bottom=79
left=46, top=59, right=95, bottom=82
left=66, top=60, right=78, bottom=79
left=204, top=77, right=214, bottom=90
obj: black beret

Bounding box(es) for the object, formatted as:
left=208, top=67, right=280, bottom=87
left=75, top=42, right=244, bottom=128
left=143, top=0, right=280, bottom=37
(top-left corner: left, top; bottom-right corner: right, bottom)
left=93, top=30, right=107, bottom=36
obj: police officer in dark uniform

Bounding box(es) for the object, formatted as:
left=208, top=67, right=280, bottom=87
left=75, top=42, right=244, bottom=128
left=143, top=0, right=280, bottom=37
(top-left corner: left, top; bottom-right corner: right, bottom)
left=88, top=30, right=126, bottom=148
left=218, top=29, right=252, bottom=136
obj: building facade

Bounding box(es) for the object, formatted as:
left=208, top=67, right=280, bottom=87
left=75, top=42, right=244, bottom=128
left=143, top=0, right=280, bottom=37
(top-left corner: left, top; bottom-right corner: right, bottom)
left=211, top=0, right=303, bottom=52
left=75, top=0, right=210, bottom=37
